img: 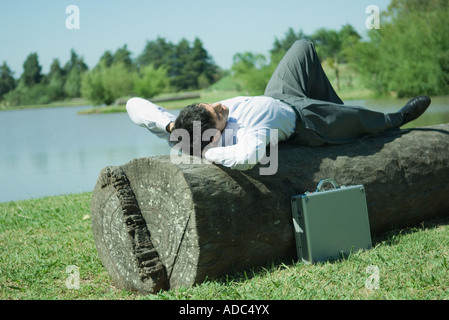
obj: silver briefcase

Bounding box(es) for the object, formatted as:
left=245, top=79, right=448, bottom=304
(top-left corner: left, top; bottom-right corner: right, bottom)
left=291, top=178, right=372, bottom=264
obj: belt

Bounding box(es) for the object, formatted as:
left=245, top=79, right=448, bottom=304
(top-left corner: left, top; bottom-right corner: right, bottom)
left=276, top=98, right=302, bottom=142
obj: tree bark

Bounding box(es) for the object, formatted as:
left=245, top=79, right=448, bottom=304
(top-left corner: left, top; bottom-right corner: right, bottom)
left=91, top=123, right=449, bottom=294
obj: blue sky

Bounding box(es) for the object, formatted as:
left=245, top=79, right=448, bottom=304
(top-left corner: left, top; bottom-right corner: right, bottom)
left=0, top=0, right=391, bottom=76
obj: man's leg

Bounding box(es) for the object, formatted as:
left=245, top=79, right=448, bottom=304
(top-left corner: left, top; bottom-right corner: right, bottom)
left=264, top=39, right=403, bottom=146
left=287, top=97, right=403, bottom=146
left=264, top=39, right=343, bottom=104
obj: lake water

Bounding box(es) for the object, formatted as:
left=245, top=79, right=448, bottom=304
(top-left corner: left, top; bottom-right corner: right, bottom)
left=1, top=96, right=448, bottom=203
left=0, top=105, right=179, bottom=203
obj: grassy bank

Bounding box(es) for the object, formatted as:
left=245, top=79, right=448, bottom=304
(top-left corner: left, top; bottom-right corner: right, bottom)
left=78, top=65, right=377, bottom=115
left=0, top=64, right=376, bottom=114
left=77, top=89, right=245, bottom=115
left=0, top=98, right=91, bottom=111
left=1, top=192, right=448, bottom=300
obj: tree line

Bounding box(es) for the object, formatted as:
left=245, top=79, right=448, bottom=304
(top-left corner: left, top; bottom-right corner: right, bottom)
left=231, top=24, right=361, bottom=96
left=232, top=0, right=449, bottom=98
left=0, top=37, right=220, bottom=107
left=0, top=50, right=89, bottom=107
left=1, top=0, right=448, bottom=107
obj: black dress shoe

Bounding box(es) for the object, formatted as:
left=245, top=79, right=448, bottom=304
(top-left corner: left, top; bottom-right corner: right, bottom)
left=399, top=96, right=431, bottom=126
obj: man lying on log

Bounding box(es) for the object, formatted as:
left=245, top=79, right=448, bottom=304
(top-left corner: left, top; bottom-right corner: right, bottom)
left=126, top=40, right=431, bottom=172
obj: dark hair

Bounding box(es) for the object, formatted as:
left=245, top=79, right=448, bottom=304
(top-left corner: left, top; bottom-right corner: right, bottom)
left=173, top=103, right=217, bottom=156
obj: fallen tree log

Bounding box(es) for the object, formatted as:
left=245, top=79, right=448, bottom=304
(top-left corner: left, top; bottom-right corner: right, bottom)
left=91, top=123, right=449, bottom=294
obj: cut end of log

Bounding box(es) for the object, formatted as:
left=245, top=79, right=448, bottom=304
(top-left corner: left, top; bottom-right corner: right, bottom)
left=91, top=159, right=205, bottom=293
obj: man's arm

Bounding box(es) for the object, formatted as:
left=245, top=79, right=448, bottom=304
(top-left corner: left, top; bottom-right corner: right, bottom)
left=126, top=97, right=176, bottom=141
left=203, top=129, right=271, bottom=171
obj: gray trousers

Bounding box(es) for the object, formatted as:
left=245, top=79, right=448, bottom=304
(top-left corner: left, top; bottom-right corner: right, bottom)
left=264, top=40, right=403, bottom=146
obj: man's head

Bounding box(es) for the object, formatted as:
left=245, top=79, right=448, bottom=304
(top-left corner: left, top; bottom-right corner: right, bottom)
left=174, top=102, right=229, bottom=155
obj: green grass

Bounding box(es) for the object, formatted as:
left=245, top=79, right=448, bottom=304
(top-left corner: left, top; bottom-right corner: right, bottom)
left=78, top=64, right=377, bottom=115
left=322, top=62, right=377, bottom=101
left=0, top=98, right=91, bottom=111
left=0, top=64, right=387, bottom=114
left=1, top=193, right=448, bottom=300
left=77, top=89, right=245, bottom=114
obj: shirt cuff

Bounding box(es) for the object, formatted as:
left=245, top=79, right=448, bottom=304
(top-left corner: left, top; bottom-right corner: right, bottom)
left=126, top=97, right=175, bottom=133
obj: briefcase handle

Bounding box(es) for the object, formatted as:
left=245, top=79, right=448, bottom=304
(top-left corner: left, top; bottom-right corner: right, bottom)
left=316, top=178, right=340, bottom=192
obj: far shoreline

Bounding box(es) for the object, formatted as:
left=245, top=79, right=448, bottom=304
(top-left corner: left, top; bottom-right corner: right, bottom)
left=0, top=84, right=381, bottom=114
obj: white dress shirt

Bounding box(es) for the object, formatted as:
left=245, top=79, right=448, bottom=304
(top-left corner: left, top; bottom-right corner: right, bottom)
left=126, top=97, right=176, bottom=141
left=126, top=96, right=297, bottom=171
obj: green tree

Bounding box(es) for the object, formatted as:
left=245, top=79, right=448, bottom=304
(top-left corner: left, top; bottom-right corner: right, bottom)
left=137, top=37, right=175, bottom=70
left=81, top=67, right=105, bottom=105
left=136, top=37, right=220, bottom=91
left=48, top=59, right=64, bottom=79
left=63, top=49, right=88, bottom=98
left=21, top=53, right=42, bottom=87
left=271, top=28, right=310, bottom=57
left=190, top=38, right=219, bottom=89
left=45, top=59, right=65, bottom=101
left=101, top=62, right=135, bottom=104
left=113, top=44, right=134, bottom=70
left=3, top=53, right=51, bottom=106
left=171, top=38, right=195, bottom=90
left=346, top=31, right=387, bottom=95
left=99, top=51, right=114, bottom=69
left=81, top=62, right=134, bottom=105
left=232, top=28, right=309, bottom=95
left=4, top=49, right=91, bottom=106
left=134, top=64, right=170, bottom=98
left=349, top=0, right=449, bottom=97
left=311, top=25, right=361, bottom=90
left=64, top=49, right=88, bottom=74
left=64, top=68, right=83, bottom=98
left=231, top=52, right=273, bottom=95
left=0, top=62, right=16, bottom=100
